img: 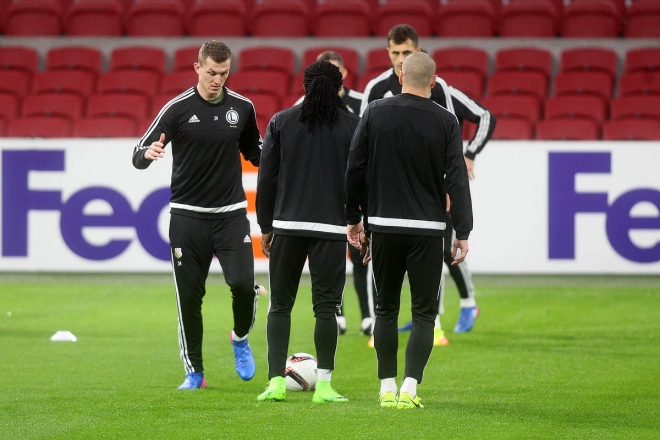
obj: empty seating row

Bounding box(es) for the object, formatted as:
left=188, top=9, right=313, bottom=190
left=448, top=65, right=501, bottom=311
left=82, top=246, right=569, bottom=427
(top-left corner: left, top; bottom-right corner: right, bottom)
left=1, top=0, right=659, bottom=37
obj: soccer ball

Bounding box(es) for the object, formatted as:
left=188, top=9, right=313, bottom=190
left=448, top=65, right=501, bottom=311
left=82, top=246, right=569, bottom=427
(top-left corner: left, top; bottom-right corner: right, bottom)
left=284, top=353, right=317, bottom=391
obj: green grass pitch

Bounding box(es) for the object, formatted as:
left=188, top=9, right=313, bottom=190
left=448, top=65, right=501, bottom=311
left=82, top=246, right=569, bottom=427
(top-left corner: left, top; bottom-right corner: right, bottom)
left=1, top=273, right=659, bottom=439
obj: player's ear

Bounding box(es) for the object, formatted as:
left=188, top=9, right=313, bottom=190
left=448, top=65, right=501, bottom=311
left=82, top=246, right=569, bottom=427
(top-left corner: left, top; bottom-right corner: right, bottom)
left=416, top=46, right=422, bottom=53
left=399, top=71, right=404, bottom=85
left=430, top=74, right=436, bottom=88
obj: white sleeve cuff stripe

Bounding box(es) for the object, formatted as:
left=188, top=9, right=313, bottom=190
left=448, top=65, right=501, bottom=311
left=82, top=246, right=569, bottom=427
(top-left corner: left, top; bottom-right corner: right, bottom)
left=272, top=220, right=345, bottom=234
left=369, top=216, right=446, bottom=231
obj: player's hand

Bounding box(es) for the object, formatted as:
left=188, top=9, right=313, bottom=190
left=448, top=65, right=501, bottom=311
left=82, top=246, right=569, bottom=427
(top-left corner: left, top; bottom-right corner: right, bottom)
left=465, top=157, right=475, bottom=180
left=446, top=194, right=451, bottom=213
left=145, top=133, right=166, bottom=161
left=347, top=222, right=365, bottom=250
left=451, top=238, right=468, bottom=265
left=262, top=232, right=273, bottom=258
left=360, top=236, right=371, bottom=265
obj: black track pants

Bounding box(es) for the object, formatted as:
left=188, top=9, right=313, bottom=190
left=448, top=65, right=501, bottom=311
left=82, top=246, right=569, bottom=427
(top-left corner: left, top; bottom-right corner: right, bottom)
left=170, top=213, right=258, bottom=373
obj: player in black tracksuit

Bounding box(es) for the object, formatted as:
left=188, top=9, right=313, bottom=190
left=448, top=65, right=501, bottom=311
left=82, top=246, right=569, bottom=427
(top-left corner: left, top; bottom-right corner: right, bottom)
left=132, top=41, right=261, bottom=389
left=346, top=53, right=473, bottom=407
left=256, top=61, right=360, bottom=403
left=361, top=24, right=495, bottom=337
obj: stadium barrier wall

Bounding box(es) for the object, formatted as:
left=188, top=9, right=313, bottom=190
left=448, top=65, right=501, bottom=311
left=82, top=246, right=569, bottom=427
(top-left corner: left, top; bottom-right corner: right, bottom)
left=0, top=139, right=658, bottom=274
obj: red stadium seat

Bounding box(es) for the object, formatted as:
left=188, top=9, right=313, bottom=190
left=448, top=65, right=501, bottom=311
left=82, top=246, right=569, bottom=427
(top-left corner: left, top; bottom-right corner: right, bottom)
left=618, top=72, right=660, bottom=97
left=281, top=94, right=301, bottom=110
left=499, top=0, right=559, bottom=37
left=494, top=48, right=553, bottom=80
left=313, top=0, right=371, bottom=37
left=0, top=46, right=39, bottom=76
left=536, top=118, right=600, bottom=140
left=0, top=120, right=6, bottom=137
left=186, top=0, right=247, bottom=37
left=110, top=46, right=167, bottom=75
left=481, top=95, right=542, bottom=124
left=2, top=0, right=62, bottom=36
left=433, top=47, right=489, bottom=83
left=561, top=0, right=621, bottom=37
left=239, top=47, right=295, bottom=78
left=625, top=0, right=660, bottom=38
left=250, top=0, right=309, bottom=37
left=125, top=0, right=185, bottom=36
left=97, top=71, right=161, bottom=98
left=374, top=0, right=433, bottom=37
left=364, top=48, right=392, bottom=76
left=87, top=94, right=150, bottom=120
left=0, top=71, right=31, bottom=98
left=22, top=94, right=85, bottom=121
left=544, top=95, right=608, bottom=124
left=45, top=46, right=103, bottom=76
left=435, top=0, right=496, bottom=37
left=0, top=94, right=21, bottom=122
left=439, top=71, right=484, bottom=100
left=244, top=93, right=280, bottom=136
left=161, top=71, right=195, bottom=96
left=227, top=71, right=288, bottom=102
left=553, top=71, right=614, bottom=102
left=7, top=116, right=72, bottom=137
left=602, top=119, right=660, bottom=140
left=488, top=71, right=549, bottom=101
left=290, top=72, right=305, bottom=97
left=610, top=96, right=660, bottom=121
left=31, top=70, right=96, bottom=98
left=491, top=118, right=534, bottom=140
left=73, top=117, right=137, bottom=137
left=150, top=94, right=178, bottom=118
left=625, top=48, right=660, bottom=74
left=302, top=47, right=360, bottom=89
left=63, top=0, right=124, bottom=36
left=173, top=46, right=200, bottom=72
left=560, top=47, right=618, bottom=80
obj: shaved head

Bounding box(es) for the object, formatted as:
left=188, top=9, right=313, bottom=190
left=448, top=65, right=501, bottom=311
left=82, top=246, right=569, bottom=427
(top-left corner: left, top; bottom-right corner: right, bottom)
left=401, top=52, right=436, bottom=89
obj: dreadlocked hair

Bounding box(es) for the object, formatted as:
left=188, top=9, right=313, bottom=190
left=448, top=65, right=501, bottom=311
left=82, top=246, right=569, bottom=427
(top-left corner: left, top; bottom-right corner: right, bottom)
left=299, top=60, right=345, bottom=131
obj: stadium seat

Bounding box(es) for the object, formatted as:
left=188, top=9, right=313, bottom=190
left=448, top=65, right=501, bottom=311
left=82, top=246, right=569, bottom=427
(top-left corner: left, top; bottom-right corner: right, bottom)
left=0, top=120, right=6, bottom=137
left=618, top=72, right=660, bottom=97
left=244, top=93, right=280, bottom=136
left=494, top=48, right=553, bottom=80
left=434, top=0, right=496, bottom=37
left=73, top=117, right=138, bottom=137
left=610, top=96, right=660, bottom=121
left=544, top=95, right=608, bottom=124
left=125, top=0, right=185, bottom=36
left=439, top=71, right=484, bottom=100
left=281, top=94, right=301, bottom=110
left=97, top=71, right=161, bottom=98
left=624, top=48, right=660, bottom=74
left=302, top=46, right=360, bottom=89
left=186, top=0, right=247, bottom=36
left=561, top=0, right=621, bottom=37
left=31, top=70, right=96, bottom=98
left=63, top=0, right=124, bottom=36
left=45, top=46, right=103, bottom=76
left=0, top=46, right=39, bottom=76
left=173, top=46, right=200, bottom=72
left=559, top=47, right=618, bottom=80
left=290, top=72, right=305, bottom=97
left=239, top=47, right=295, bottom=79
left=227, top=71, right=289, bottom=103
left=490, top=118, right=534, bottom=140
left=87, top=94, right=151, bottom=121
left=481, top=95, right=542, bottom=124
left=150, top=93, right=178, bottom=118
left=602, top=119, right=660, bottom=140
left=0, top=71, right=31, bottom=99
left=2, top=0, right=63, bottom=36
left=553, top=71, right=614, bottom=102
left=313, top=0, right=371, bottom=37
left=7, top=116, right=72, bottom=137
left=161, top=71, right=195, bottom=96
left=250, top=0, right=309, bottom=37
left=488, top=71, right=549, bottom=102
left=110, top=47, right=167, bottom=75
left=22, top=94, right=85, bottom=121
left=535, top=118, right=600, bottom=140
left=499, top=0, right=559, bottom=37
left=374, top=0, right=433, bottom=37
left=625, top=0, right=660, bottom=38
left=0, top=94, right=20, bottom=123
left=433, top=47, right=489, bottom=83
left=364, top=48, right=393, bottom=78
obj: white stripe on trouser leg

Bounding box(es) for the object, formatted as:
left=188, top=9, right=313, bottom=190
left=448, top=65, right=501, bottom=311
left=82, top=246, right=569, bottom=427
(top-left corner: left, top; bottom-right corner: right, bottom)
left=367, top=260, right=375, bottom=319
left=171, top=249, right=194, bottom=374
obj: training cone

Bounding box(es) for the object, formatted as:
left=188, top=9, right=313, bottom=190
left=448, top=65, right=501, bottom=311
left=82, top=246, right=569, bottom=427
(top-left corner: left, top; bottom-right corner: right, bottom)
left=50, top=331, right=77, bottom=342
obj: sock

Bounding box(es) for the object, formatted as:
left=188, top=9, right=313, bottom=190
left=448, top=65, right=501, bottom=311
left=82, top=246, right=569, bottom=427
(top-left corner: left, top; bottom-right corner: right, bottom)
left=380, top=378, right=397, bottom=395
left=460, top=298, right=477, bottom=308
left=231, top=330, right=247, bottom=341
left=317, top=369, right=332, bottom=381
left=434, top=315, right=442, bottom=329
left=400, top=377, right=418, bottom=398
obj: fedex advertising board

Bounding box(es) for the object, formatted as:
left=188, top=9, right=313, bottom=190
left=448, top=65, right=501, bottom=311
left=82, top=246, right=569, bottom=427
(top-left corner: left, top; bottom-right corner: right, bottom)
left=0, top=139, right=658, bottom=273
